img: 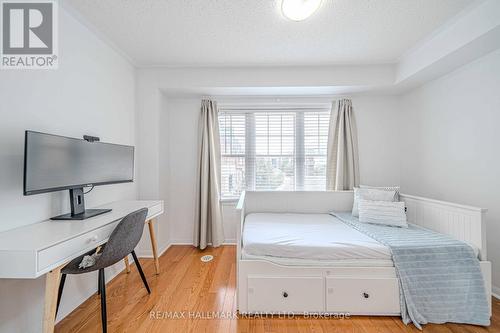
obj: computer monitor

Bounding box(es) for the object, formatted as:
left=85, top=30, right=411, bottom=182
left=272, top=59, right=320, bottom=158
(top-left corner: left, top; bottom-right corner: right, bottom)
left=23, top=130, right=134, bottom=220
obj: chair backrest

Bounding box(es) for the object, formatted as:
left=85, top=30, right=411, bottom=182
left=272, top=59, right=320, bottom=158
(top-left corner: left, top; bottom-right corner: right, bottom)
left=97, top=208, right=148, bottom=268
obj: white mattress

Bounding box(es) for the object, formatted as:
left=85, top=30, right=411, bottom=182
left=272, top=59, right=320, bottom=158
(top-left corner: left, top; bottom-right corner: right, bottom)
left=242, top=213, right=394, bottom=266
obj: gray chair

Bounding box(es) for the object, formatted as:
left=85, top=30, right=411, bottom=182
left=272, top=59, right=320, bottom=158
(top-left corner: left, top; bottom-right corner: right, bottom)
left=56, top=208, right=150, bottom=333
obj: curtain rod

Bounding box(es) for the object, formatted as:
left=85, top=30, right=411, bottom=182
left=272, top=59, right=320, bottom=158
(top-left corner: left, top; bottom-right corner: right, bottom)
left=219, top=106, right=331, bottom=111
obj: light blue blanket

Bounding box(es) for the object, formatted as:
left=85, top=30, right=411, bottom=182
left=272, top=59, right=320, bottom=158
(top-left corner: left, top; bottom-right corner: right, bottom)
left=331, top=212, right=490, bottom=329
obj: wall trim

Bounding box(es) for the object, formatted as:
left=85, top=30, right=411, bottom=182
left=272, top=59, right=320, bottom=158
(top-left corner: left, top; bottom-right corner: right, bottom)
left=492, top=285, right=500, bottom=300
left=168, top=240, right=237, bottom=246
left=136, top=242, right=172, bottom=258
left=169, top=240, right=193, bottom=245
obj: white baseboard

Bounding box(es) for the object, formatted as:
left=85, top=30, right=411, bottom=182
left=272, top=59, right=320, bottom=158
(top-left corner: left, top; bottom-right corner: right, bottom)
left=135, top=238, right=235, bottom=258
left=136, top=242, right=171, bottom=258
left=169, top=239, right=194, bottom=245
left=492, top=285, right=500, bottom=300
left=169, top=240, right=236, bottom=246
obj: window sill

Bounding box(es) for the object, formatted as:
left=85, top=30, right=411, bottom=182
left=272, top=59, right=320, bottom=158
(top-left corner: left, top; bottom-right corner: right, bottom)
left=220, top=198, right=239, bottom=204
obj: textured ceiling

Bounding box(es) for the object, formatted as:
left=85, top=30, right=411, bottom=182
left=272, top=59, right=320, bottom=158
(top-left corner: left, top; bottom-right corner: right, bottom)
left=65, top=0, right=474, bottom=67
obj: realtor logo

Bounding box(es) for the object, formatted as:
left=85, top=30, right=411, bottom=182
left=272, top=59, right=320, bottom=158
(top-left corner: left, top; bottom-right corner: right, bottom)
left=1, top=0, right=58, bottom=69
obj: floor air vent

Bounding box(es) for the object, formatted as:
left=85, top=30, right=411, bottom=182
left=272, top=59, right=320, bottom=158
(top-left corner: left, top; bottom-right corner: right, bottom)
left=200, top=255, right=214, bottom=262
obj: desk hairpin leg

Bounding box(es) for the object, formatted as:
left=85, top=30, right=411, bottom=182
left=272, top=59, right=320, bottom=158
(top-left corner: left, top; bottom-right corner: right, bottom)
left=147, top=218, right=160, bottom=275
left=124, top=255, right=131, bottom=273
left=43, top=263, right=65, bottom=333
left=122, top=218, right=160, bottom=275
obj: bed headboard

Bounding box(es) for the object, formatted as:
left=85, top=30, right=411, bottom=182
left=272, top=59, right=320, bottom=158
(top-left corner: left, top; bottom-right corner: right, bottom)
left=400, top=194, right=488, bottom=260
left=236, top=191, right=488, bottom=261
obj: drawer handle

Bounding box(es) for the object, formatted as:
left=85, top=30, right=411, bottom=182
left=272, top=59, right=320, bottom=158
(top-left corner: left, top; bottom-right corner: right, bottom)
left=282, top=291, right=289, bottom=298
left=362, top=292, right=370, bottom=299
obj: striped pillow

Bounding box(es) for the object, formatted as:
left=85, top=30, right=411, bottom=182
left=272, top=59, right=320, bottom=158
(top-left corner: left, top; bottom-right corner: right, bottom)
left=359, top=185, right=400, bottom=201
left=352, top=187, right=396, bottom=217
left=358, top=199, right=408, bottom=228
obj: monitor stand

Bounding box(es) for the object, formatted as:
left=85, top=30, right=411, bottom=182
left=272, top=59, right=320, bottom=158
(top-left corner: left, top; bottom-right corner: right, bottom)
left=51, top=187, right=112, bottom=220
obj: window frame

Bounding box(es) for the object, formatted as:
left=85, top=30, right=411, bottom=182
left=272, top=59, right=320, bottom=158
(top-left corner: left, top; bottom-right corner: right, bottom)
left=219, top=103, right=331, bottom=200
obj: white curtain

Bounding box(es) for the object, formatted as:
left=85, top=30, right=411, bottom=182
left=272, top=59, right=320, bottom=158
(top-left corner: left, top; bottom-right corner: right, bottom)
left=194, top=99, right=224, bottom=249
left=326, top=98, right=360, bottom=190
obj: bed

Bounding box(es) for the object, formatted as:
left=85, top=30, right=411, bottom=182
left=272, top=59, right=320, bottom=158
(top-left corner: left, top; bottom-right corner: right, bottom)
left=235, top=191, right=492, bottom=323
left=243, top=213, right=393, bottom=266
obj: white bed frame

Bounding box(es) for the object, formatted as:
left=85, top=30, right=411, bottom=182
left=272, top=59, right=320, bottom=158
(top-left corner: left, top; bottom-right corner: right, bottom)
left=235, top=191, right=492, bottom=316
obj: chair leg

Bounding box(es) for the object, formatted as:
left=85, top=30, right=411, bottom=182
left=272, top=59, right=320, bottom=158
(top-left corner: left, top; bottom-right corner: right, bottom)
left=131, top=251, right=151, bottom=294
left=98, top=269, right=107, bottom=333
left=97, top=271, right=101, bottom=295
left=55, top=273, right=66, bottom=318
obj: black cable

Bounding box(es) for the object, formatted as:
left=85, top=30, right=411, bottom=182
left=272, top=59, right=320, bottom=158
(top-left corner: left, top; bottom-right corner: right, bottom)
left=83, top=185, right=95, bottom=194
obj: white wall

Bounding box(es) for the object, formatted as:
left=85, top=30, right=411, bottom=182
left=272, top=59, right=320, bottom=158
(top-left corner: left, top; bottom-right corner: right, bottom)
left=354, top=95, right=401, bottom=187
left=399, top=48, right=500, bottom=296
left=160, top=97, right=199, bottom=244
left=159, top=95, right=401, bottom=244
left=159, top=96, right=239, bottom=244
left=0, top=7, right=136, bottom=333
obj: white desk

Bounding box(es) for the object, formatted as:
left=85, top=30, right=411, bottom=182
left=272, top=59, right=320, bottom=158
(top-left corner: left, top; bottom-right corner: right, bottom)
left=0, top=200, right=164, bottom=332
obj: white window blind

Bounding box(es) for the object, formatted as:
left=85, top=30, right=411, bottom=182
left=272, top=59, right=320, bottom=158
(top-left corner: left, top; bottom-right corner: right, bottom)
left=219, top=108, right=330, bottom=198
left=219, top=113, right=246, bottom=198
left=303, top=111, right=330, bottom=190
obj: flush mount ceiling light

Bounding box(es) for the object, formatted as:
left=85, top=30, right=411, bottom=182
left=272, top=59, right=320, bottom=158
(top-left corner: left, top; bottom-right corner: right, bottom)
left=281, top=0, right=322, bottom=21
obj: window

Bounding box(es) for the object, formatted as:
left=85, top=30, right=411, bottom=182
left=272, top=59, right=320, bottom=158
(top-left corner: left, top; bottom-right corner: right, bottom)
left=219, top=107, right=330, bottom=198
left=219, top=113, right=246, bottom=198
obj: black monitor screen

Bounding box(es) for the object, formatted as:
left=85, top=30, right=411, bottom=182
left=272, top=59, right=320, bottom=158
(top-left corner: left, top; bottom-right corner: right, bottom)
left=24, top=131, right=134, bottom=195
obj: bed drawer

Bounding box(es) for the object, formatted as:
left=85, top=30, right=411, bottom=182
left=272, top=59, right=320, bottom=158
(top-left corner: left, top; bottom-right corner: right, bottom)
left=37, top=222, right=118, bottom=272
left=247, top=276, right=324, bottom=313
left=326, top=277, right=400, bottom=314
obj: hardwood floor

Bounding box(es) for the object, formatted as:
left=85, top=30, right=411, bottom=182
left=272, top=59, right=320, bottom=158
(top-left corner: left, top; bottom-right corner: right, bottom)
left=56, top=245, right=500, bottom=333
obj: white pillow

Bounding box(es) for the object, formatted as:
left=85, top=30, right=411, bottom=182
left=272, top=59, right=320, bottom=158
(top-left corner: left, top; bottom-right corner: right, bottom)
left=352, top=187, right=396, bottom=217
left=358, top=199, right=408, bottom=228
left=359, top=185, right=400, bottom=201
